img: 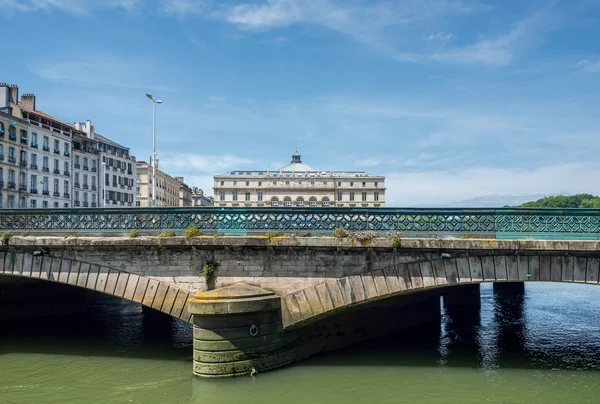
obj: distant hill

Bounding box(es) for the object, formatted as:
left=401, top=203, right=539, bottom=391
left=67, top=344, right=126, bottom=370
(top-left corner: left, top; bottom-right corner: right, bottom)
left=511, top=194, right=600, bottom=208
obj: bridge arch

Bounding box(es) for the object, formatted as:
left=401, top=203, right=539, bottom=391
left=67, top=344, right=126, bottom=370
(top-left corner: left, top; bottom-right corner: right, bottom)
left=280, top=254, right=600, bottom=328
left=0, top=250, right=192, bottom=322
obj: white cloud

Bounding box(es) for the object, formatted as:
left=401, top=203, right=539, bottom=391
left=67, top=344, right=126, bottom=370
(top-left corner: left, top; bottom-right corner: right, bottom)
left=430, top=10, right=552, bottom=66
left=161, top=153, right=253, bottom=173
left=1, top=0, right=140, bottom=15
left=385, top=162, right=600, bottom=206
left=576, top=56, right=600, bottom=73
left=426, top=32, right=454, bottom=42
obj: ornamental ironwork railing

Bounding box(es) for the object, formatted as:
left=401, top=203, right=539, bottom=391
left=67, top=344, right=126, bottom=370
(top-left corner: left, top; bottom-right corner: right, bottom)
left=0, top=207, right=600, bottom=239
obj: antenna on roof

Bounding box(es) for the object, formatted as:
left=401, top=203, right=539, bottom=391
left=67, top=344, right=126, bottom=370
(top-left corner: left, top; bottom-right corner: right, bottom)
left=295, top=140, right=298, bottom=153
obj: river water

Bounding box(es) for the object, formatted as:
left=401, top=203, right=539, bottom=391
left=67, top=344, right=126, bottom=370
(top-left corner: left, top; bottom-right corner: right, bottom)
left=2, top=283, right=600, bottom=404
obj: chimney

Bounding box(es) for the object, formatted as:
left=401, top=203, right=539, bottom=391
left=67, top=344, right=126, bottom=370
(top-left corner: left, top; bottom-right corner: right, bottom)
left=0, top=83, right=10, bottom=113
left=8, top=84, right=18, bottom=105
left=21, top=93, right=36, bottom=111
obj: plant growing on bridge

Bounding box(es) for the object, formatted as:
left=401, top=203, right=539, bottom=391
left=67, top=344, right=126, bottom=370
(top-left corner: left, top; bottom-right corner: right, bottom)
left=389, top=234, right=401, bottom=249
left=350, top=231, right=378, bottom=242
left=1, top=231, right=13, bottom=245
left=184, top=225, right=201, bottom=238
left=203, top=262, right=216, bottom=283
left=332, top=227, right=349, bottom=239
left=158, top=230, right=176, bottom=238
left=129, top=229, right=140, bottom=238
left=265, top=231, right=280, bottom=240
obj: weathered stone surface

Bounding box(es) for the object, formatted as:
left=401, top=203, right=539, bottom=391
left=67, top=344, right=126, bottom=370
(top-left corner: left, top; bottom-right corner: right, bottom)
left=586, top=258, right=599, bottom=284
left=550, top=256, right=562, bottom=282
left=481, top=256, right=496, bottom=281
left=456, top=258, right=471, bottom=284
left=574, top=257, right=587, bottom=283
left=443, top=260, right=458, bottom=285
left=419, top=261, right=436, bottom=287
left=469, top=257, right=483, bottom=282
left=506, top=256, right=519, bottom=281
left=432, top=260, right=447, bottom=286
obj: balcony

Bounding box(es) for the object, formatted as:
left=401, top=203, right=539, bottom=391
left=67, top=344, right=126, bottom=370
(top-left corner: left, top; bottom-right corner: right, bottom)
left=31, top=164, right=38, bottom=170
left=42, top=190, right=49, bottom=195
left=20, top=160, right=27, bottom=167
left=0, top=129, right=3, bottom=137
left=127, top=171, right=133, bottom=175
left=64, top=171, right=70, bottom=176
left=64, top=193, right=70, bottom=198
left=120, top=185, right=125, bottom=189
left=30, top=188, right=38, bottom=194
left=43, top=145, right=50, bottom=151
left=53, top=149, right=60, bottom=154
left=74, top=163, right=81, bottom=169
left=20, top=136, right=28, bottom=144
left=91, top=202, right=97, bottom=207
left=53, top=169, right=60, bottom=174
left=91, top=167, right=97, bottom=172
left=74, top=182, right=80, bottom=189
left=9, top=134, right=16, bottom=141
left=31, top=143, right=38, bottom=149
left=7, top=182, right=15, bottom=189
left=83, top=166, right=89, bottom=171
left=83, top=184, right=89, bottom=190
left=42, top=167, right=49, bottom=173
left=53, top=191, right=61, bottom=197
left=74, top=201, right=80, bottom=207
left=19, top=184, right=27, bottom=192
left=0, top=180, right=3, bottom=188
left=83, top=202, right=89, bottom=207
left=91, top=185, right=97, bottom=191
left=0, top=153, right=4, bottom=161
left=64, top=151, right=70, bottom=157
left=8, top=156, right=16, bottom=163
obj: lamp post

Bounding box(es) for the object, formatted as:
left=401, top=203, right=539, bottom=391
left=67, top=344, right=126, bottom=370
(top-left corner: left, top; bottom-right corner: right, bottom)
left=101, top=161, right=106, bottom=208
left=146, top=93, right=162, bottom=207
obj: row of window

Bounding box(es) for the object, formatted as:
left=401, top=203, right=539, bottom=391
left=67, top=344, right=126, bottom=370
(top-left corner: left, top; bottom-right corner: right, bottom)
left=0, top=169, right=70, bottom=196
left=0, top=146, right=71, bottom=174
left=104, top=173, right=135, bottom=188
left=0, top=194, right=69, bottom=209
left=73, top=155, right=98, bottom=171
left=102, top=156, right=133, bottom=173
left=218, top=180, right=380, bottom=187
left=219, top=192, right=381, bottom=202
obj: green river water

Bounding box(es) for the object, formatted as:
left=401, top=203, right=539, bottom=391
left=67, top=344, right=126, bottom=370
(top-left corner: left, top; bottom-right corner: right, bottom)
left=2, top=283, right=600, bottom=404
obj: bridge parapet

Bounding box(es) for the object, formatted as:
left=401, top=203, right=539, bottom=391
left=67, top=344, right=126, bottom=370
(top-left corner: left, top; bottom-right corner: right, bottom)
left=1, top=207, right=600, bottom=240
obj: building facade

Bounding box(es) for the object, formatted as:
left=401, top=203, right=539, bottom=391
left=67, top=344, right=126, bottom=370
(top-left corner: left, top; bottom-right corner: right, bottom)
left=191, top=187, right=214, bottom=206
left=96, top=134, right=136, bottom=207
left=175, top=177, right=192, bottom=207
left=213, top=153, right=386, bottom=208
left=72, top=121, right=100, bottom=208
left=135, top=161, right=190, bottom=207
left=1, top=85, right=73, bottom=209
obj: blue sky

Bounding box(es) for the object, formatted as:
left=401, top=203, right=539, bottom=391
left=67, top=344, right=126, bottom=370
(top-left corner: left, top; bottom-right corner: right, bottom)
left=2, top=0, right=600, bottom=206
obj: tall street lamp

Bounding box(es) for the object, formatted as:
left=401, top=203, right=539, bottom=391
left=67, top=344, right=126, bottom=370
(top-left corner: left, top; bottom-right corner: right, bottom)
left=101, top=161, right=106, bottom=208
left=146, top=93, right=162, bottom=207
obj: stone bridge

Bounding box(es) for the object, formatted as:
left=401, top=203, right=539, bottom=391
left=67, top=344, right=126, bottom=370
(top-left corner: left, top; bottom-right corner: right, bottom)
left=2, top=236, right=600, bottom=377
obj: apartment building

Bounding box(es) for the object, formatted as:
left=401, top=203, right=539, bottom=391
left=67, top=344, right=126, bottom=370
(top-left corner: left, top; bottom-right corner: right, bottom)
left=135, top=160, right=190, bottom=207
left=96, top=134, right=136, bottom=207
left=191, top=187, right=214, bottom=207
left=72, top=121, right=100, bottom=208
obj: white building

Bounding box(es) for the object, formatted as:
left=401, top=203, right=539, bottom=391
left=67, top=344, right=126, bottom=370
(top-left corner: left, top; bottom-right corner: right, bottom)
left=0, top=84, right=29, bottom=209
left=96, top=134, right=136, bottom=207
left=72, top=121, right=100, bottom=208
left=191, top=187, right=214, bottom=207
left=213, top=152, right=386, bottom=208
left=2, top=86, right=72, bottom=209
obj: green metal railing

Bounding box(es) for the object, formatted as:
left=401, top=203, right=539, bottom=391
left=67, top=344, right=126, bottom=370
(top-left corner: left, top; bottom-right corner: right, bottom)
left=1, top=207, right=600, bottom=239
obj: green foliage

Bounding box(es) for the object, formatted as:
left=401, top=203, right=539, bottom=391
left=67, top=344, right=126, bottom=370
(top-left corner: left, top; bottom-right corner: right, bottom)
left=459, top=234, right=470, bottom=239
left=516, top=194, right=600, bottom=208
left=129, top=229, right=140, bottom=238
left=390, top=234, right=401, bottom=249
left=203, top=262, right=215, bottom=283
left=332, top=227, right=349, bottom=239
left=265, top=231, right=280, bottom=240
left=157, top=230, right=176, bottom=238
left=184, top=225, right=201, bottom=238
left=1, top=231, right=13, bottom=244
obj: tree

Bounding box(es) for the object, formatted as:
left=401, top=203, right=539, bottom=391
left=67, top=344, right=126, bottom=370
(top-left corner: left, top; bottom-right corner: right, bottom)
left=515, top=194, right=600, bottom=208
